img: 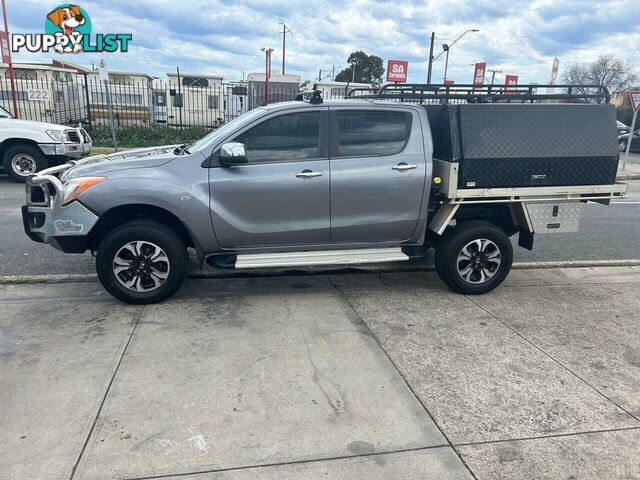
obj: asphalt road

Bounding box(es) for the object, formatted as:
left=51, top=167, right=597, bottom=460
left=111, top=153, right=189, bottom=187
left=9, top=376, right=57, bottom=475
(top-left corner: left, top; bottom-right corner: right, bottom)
left=1, top=169, right=639, bottom=277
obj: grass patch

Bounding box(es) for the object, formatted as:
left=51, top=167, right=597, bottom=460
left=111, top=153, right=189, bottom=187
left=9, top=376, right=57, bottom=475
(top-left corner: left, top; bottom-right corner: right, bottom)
left=91, top=126, right=211, bottom=148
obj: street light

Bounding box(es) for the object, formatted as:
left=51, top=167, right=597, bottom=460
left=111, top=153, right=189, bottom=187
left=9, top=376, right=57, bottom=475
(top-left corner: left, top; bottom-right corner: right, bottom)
left=431, top=29, right=479, bottom=83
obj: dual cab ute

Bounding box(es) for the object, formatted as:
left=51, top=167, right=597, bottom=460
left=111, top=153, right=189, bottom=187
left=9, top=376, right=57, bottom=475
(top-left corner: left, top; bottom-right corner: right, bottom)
left=1, top=105, right=92, bottom=182
left=22, top=84, right=628, bottom=304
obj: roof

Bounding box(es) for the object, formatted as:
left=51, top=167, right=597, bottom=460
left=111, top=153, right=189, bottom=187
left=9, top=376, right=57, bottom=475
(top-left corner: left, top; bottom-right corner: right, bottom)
left=0, top=62, right=78, bottom=73
left=262, top=99, right=418, bottom=110
left=167, top=73, right=223, bottom=80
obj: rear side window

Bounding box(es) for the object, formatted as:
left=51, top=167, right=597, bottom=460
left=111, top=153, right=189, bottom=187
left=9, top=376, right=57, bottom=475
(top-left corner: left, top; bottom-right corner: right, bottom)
left=235, top=112, right=321, bottom=163
left=336, top=111, right=412, bottom=157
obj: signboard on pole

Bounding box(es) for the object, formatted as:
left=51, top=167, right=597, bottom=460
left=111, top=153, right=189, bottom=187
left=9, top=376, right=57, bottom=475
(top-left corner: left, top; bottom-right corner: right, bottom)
left=472, top=62, right=486, bottom=87
left=444, top=79, right=455, bottom=85
left=622, top=90, right=640, bottom=171
left=387, top=60, right=408, bottom=83
left=0, top=31, right=9, bottom=63
left=97, top=58, right=109, bottom=81
left=629, top=90, right=640, bottom=113
left=504, top=74, right=518, bottom=94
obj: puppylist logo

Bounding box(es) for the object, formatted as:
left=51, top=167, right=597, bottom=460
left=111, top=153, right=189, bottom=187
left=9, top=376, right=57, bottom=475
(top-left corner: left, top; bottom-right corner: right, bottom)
left=11, top=4, right=132, bottom=54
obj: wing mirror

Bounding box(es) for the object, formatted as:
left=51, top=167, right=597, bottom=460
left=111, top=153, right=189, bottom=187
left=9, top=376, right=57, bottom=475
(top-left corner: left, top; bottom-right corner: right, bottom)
left=219, top=142, right=248, bottom=166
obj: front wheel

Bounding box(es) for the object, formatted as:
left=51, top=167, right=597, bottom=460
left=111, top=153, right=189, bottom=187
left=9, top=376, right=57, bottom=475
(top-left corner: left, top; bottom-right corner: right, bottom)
left=2, top=144, right=48, bottom=182
left=435, top=221, right=513, bottom=295
left=96, top=220, right=188, bottom=304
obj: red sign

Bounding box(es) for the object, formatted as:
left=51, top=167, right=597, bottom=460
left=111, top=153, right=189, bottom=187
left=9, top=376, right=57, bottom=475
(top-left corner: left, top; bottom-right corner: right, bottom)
left=387, top=60, right=408, bottom=83
left=504, top=74, right=519, bottom=94
left=444, top=79, right=455, bottom=85
left=630, top=91, right=640, bottom=113
left=0, top=31, right=10, bottom=64
left=472, top=62, right=486, bottom=87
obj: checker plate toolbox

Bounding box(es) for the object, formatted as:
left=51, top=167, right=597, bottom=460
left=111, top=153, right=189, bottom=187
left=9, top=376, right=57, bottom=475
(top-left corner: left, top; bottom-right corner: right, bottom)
left=348, top=83, right=627, bottom=235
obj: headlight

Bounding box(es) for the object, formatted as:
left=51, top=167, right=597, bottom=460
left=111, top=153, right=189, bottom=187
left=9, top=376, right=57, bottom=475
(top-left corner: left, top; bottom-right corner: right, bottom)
left=61, top=177, right=106, bottom=206
left=46, top=130, right=64, bottom=142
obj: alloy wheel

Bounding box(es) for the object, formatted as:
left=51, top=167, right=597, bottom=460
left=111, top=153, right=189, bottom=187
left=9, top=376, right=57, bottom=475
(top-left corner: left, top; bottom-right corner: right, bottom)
left=113, top=241, right=170, bottom=292
left=11, top=154, right=37, bottom=176
left=456, top=238, right=502, bottom=284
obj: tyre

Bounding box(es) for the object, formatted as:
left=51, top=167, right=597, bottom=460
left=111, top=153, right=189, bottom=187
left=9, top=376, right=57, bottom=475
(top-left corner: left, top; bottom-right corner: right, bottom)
left=96, top=220, right=188, bottom=304
left=619, top=140, right=628, bottom=152
left=435, top=220, right=513, bottom=295
left=2, top=144, right=49, bottom=182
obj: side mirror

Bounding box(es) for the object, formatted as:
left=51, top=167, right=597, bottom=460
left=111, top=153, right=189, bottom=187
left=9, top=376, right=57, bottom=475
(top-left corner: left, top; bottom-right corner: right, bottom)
left=219, top=142, right=248, bottom=166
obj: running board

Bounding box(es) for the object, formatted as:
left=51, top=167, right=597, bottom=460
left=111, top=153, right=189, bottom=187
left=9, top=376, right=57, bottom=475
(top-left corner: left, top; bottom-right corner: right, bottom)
left=234, top=248, right=409, bottom=269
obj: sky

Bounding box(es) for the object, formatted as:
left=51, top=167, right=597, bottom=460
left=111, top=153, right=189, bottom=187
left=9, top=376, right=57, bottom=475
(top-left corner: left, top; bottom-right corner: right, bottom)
left=6, top=0, right=640, bottom=85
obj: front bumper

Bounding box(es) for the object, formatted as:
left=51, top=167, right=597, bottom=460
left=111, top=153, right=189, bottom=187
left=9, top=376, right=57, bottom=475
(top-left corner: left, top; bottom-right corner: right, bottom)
left=22, top=173, right=99, bottom=253
left=38, top=128, right=93, bottom=159
left=38, top=141, right=92, bottom=159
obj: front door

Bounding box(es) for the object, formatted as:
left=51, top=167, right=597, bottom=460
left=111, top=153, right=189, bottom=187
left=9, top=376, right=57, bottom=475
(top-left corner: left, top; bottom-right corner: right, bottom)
left=209, top=109, right=330, bottom=248
left=329, top=108, right=427, bottom=243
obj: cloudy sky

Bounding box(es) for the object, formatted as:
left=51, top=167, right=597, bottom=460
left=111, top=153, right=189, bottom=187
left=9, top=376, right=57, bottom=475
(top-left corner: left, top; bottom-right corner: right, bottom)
left=8, top=0, right=640, bottom=85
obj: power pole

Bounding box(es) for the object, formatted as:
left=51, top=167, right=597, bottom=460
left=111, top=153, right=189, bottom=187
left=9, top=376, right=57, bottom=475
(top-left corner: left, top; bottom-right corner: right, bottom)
left=487, top=69, right=503, bottom=84
left=318, top=69, right=322, bottom=82
left=427, top=31, right=435, bottom=84
left=279, top=23, right=291, bottom=74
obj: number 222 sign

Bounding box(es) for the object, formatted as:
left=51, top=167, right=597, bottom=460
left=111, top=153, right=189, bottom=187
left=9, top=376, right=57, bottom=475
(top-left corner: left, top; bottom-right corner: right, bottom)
left=27, top=88, right=49, bottom=102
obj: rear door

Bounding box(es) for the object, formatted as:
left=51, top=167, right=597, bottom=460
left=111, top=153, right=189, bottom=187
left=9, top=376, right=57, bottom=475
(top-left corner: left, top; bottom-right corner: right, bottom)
left=329, top=107, right=427, bottom=243
left=209, top=108, right=330, bottom=248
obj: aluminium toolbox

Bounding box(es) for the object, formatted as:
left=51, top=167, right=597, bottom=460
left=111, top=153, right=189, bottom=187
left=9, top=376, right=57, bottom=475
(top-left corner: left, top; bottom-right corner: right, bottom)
left=424, top=103, right=620, bottom=189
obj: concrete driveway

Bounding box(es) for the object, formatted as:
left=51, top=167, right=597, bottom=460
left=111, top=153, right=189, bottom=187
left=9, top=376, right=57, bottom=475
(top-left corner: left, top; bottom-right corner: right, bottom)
left=2, top=267, right=640, bottom=479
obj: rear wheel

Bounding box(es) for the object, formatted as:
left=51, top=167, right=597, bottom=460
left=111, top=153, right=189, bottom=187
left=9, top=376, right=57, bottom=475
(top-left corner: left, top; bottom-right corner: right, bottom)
left=2, top=144, right=48, bottom=182
left=96, top=220, right=188, bottom=304
left=435, top=221, right=513, bottom=294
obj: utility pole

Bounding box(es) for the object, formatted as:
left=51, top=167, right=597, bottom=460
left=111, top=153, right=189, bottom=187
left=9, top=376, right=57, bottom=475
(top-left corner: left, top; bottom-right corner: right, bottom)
left=1, top=0, right=19, bottom=117
left=487, top=69, right=503, bottom=85
left=279, top=23, right=291, bottom=74
left=318, top=69, right=322, bottom=82
left=427, top=31, right=435, bottom=84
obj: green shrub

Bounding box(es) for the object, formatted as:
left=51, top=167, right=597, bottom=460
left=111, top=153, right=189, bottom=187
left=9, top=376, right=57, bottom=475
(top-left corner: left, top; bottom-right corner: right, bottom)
left=90, top=126, right=212, bottom=148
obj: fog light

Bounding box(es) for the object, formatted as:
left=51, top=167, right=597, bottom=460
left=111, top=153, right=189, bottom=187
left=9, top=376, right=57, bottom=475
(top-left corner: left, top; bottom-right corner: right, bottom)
left=433, top=176, right=442, bottom=185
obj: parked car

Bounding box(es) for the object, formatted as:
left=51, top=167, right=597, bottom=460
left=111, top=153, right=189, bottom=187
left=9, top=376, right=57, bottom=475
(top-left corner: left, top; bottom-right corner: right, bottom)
left=618, top=130, right=640, bottom=152
left=22, top=86, right=627, bottom=304
left=617, top=120, right=630, bottom=135
left=0, top=105, right=91, bottom=182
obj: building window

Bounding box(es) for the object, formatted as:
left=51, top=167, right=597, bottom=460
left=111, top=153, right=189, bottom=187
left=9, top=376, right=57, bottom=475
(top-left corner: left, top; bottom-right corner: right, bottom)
left=208, top=95, right=219, bottom=109
left=172, top=93, right=184, bottom=107
left=182, top=77, right=209, bottom=88
left=11, top=69, right=36, bottom=81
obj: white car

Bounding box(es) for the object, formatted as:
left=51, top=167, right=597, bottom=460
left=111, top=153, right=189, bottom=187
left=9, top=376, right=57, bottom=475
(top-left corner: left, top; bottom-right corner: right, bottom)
left=0, top=106, right=92, bottom=182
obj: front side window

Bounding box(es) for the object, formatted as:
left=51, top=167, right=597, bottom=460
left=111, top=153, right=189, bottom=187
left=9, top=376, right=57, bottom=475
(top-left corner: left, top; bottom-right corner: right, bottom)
left=336, top=110, right=412, bottom=157
left=234, top=112, right=321, bottom=163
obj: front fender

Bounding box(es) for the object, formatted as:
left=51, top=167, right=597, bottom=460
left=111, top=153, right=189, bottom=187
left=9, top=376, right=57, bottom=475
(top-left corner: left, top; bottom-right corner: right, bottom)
left=79, top=159, right=219, bottom=252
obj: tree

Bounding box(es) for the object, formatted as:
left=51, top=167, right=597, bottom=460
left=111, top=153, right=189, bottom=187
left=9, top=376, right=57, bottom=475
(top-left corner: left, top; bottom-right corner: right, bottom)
left=563, top=54, right=639, bottom=95
left=334, top=51, right=384, bottom=85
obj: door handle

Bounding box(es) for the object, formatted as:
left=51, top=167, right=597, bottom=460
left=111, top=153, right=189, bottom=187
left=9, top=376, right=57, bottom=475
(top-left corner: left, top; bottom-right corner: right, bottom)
left=392, top=163, right=417, bottom=172
left=296, top=170, right=323, bottom=179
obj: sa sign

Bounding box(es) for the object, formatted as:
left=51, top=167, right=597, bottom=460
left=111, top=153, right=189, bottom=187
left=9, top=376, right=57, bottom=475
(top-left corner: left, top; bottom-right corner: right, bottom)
left=387, top=60, right=408, bottom=83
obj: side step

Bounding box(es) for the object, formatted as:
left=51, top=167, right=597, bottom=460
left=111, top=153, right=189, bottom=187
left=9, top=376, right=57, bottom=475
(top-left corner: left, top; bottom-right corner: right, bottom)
left=234, top=248, right=409, bottom=269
